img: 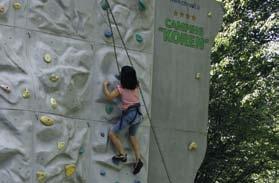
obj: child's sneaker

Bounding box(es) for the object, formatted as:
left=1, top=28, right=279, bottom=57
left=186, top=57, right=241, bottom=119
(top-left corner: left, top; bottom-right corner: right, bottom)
left=112, top=154, right=127, bottom=163
left=133, top=159, right=143, bottom=174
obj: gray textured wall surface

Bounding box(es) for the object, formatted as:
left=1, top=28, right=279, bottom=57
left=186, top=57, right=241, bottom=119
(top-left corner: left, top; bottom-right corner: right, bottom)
left=0, top=0, right=153, bottom=182
left=149, top=0, right=223, bottom=183
left=0, top=0, right=223, bottom=182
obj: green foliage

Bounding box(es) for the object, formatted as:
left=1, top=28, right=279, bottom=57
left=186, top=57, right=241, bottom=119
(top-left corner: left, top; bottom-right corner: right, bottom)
left=195, top=0, right=278, bottom=182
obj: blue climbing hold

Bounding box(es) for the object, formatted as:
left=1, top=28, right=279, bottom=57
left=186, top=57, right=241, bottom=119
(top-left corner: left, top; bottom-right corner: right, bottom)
left=100, top=132, right=105, bottom=137
left=100, top=170, right=106, bottom=176
left=100, top=0, right=109, bottom=10
left=104, top=30, right=113, bottom=38
left=134, top=180, right=141, bottom=183
left=135, top=33, right=143, bottom=43
left=138, top=0, right=146, bottom=11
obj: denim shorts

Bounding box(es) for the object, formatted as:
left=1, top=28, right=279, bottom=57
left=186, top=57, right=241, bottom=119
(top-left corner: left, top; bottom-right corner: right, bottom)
left=111, top=108, right=143, bottom=136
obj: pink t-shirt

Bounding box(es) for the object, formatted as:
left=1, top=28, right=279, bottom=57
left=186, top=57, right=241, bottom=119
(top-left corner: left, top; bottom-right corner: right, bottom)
left=117, top=85, right=140, bottom=110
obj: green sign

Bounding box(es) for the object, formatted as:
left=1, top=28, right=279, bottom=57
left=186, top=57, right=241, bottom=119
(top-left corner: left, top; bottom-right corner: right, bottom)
left=159, top=18, right=209, bottom=49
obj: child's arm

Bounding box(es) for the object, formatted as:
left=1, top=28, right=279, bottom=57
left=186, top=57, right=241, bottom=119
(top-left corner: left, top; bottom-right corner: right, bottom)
left=103, top=80, right=120, bottom=101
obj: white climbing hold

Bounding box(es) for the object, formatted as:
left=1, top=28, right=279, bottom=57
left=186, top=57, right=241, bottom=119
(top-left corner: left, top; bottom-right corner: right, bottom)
left=43, top=53, right=52, bottom=64
left=0, top=84, right=11, bottom=93
left=195, top=73, right=201, bottom=80
left=50, top=97, right=58, bottom=109
left=188, top=142, right=198, bottom=151
left=0, top=4, right=5, bottom=15
left=22, top=88, right=31, bottom=99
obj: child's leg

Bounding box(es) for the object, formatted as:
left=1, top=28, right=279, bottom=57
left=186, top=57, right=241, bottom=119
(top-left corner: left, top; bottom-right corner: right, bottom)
left=129, top=122, right=141, bottom=160
left=108, top=130, right=125, bottom=155
left=129, top=126, right=144, bottom=175
left=129, top=135, right=141, bottom=161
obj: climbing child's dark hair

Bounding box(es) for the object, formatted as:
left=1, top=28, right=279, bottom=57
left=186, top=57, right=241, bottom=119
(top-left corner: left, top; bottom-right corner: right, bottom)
left=120, top=66, right=139, bottom=90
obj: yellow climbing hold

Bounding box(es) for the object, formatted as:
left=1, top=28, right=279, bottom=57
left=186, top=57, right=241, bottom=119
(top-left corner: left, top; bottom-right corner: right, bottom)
left=208, top=12, right=213, bottom=17
left=36, top=171, right=47, bottom=183
left=49, top=74, right=60, bottom=82
left=188, top=142, right=198, bottom=151
left=40, top=116, right=54, bottom=126
left=43, top=53, right=52, bottom=64
left=57, top=142, right=65, bottom=150
left=13, top=2, right=22, bottom=10
left=65, top=164, right=76, bottom=177
left=22, top=88, right=31, bottom=99
left=50, top=97, right=58, bottom=109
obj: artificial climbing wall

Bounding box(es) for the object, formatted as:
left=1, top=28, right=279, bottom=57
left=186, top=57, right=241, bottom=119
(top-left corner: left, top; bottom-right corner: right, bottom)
left=0, top=0, right=153, bottom=183
left=149, top=0, right=223, bottom=183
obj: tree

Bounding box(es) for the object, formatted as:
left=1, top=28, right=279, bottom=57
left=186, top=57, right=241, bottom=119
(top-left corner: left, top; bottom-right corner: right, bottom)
left=195, top=0, right=278, bottom=182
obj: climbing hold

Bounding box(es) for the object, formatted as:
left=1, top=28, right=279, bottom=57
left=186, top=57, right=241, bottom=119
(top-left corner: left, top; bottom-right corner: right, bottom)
left=22, top=88, right=31, bottom=99
left=0, top=5, right=5, bottom=14
left=104, top=30, right=113, bottom=38
left=36, top=171, right=47, bottom=183
left=0, top=84, right=11, bottom=93
left=49, top=74, right=60, bottom=82
left=57, top=142, right=65, bottom=150
left=50, top=97, right=58, bottom=109
left=138, top=0, right=146, bottom=11
left=134, top=180, right=141, bottom=183
left=79, top=146, right=85, bottom=155
left=13, top=2, right=22, bottom=10
left=188, top=142, right=198, bottom=151
left=100, top=132, right=105, bottom=137
left=105, top=104, right=113, bottom=114
left=135, top=33, right=143, bottom=43
left=40, top=116, right=54, bottom=126
left=100, top=0, right=109, bottom=11
left=195, top=73, right=201, bottom=80
left=100, top=169, right=106, bottom=176
left=43, top=53, right=52, bottom=64
left=208, top=12, right=213, bottom=17
left=65, top=164, right=76, bottom=177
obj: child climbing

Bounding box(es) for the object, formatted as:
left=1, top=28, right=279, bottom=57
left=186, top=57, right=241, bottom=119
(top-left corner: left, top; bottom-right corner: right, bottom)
left=103, top=65, right=144, bottom=175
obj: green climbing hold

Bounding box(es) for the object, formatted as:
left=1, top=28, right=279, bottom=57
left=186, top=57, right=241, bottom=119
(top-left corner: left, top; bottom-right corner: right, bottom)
left=100, top=0, right=109, bottom=11
left=135, top=33, right=143, bottom=43
left=100, top=169, right=106, bottom=176
left=105, top=104, right=113, bottom=114
left=138, top=0, right=146, bottom=11
left=79, top=146, right=85, bottom=155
